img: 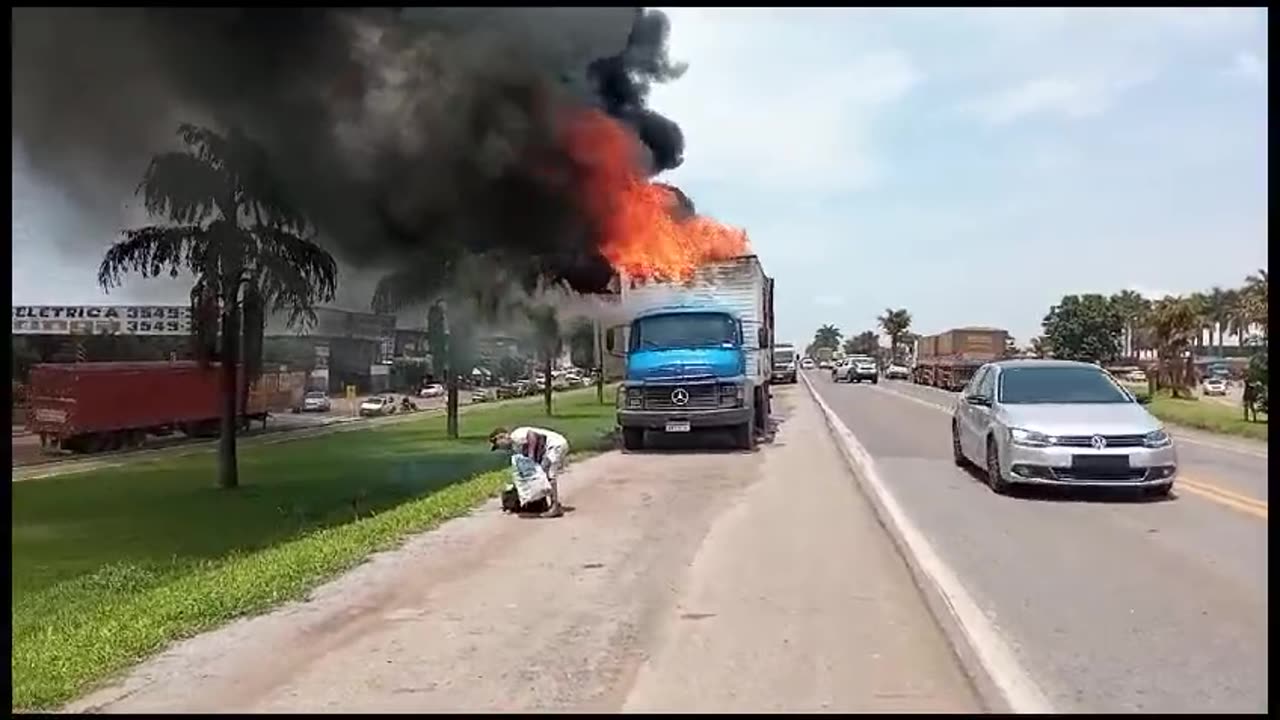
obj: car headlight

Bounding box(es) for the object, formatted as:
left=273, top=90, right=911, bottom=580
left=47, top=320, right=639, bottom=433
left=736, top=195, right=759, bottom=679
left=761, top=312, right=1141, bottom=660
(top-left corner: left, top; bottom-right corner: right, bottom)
left=1009, top=427, right=1053, bottom=447
left=1143, top=429, right=1172, bottom=448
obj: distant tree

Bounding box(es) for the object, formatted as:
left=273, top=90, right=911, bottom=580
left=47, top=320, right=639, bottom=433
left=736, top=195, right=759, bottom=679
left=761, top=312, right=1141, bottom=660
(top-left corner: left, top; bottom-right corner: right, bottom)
left=1040, top=294, right=1123, bottom=365
left=813, top=324, right=842, bottom=350
left=566, top=318, right=597, bottom=370
left=1145, top=296, right=1201, bottom=397
left=1004, top=335, right=1017, bottom=357
left=1243, top=268, right=1268, bottom=338
left=1029, top=336, right=1051, bottom=358
left=877, top=308, right=912, bottom=362
left=98, top=124, right=337, bottom=489
left=1108, top=290, right=1150, bottom=358
left=843, top=330, right=878, bottom=356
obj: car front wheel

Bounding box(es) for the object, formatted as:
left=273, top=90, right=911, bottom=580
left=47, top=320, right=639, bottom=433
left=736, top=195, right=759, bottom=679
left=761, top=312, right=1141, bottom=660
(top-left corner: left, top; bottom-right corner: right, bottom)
left=985, top=436, right=1012, bottom=495
left=951, top=422, right=967, bottom=467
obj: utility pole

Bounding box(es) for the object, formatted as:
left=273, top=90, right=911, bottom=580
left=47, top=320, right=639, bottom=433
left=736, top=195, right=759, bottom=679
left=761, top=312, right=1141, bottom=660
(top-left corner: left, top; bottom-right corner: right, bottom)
left=594, top=318, right=605, bottom=404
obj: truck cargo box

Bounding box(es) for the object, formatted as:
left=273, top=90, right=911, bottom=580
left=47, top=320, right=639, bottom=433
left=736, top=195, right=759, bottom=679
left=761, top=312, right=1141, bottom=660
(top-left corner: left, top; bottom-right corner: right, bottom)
left=26, top=362, right=306, bottom=452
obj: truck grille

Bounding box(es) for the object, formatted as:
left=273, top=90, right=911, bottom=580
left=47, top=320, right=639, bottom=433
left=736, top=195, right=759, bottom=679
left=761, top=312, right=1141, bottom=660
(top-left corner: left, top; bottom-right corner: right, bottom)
left=1055, top=434, right=1146, bottom=448
left=644, top=384, right=719, bottom=410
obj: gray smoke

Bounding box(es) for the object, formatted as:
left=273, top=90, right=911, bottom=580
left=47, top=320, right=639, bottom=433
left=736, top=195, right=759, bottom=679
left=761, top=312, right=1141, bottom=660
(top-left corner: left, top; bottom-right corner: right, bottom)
left=12, top=7, right=687, bottom=298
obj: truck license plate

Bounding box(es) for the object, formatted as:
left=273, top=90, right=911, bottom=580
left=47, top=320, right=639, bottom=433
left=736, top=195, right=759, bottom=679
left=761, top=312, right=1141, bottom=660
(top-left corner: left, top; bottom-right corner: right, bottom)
left=665, top=421, right=691, bottom=433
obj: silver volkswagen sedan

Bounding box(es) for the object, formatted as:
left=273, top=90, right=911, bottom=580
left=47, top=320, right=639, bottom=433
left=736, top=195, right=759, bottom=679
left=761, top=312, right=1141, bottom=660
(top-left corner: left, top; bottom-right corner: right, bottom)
left=951, top=359, right=1176, bottom=496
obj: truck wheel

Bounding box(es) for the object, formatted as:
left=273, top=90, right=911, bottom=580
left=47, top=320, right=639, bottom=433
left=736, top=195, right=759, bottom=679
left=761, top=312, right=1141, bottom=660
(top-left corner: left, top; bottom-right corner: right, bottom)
left=622, top=427, right=645, bottom=451
left=872, top=377, right=879, bottom=385
left=734, top=411, right=757, bottom=451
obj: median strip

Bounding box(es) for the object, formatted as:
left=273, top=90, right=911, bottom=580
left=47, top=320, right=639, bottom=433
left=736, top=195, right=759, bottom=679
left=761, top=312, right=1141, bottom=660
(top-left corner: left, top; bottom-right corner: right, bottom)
left=12, top=388, right=618, bottom=711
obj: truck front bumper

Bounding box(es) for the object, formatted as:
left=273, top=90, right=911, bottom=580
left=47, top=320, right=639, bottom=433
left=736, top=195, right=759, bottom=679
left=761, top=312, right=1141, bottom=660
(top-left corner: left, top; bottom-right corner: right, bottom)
left=618, top=407, right=752, bottom=429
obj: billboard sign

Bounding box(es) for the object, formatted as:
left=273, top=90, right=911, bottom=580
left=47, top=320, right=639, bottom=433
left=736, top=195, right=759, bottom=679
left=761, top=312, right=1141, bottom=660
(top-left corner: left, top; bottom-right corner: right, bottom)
left=12, top=305, right=194, bottom=336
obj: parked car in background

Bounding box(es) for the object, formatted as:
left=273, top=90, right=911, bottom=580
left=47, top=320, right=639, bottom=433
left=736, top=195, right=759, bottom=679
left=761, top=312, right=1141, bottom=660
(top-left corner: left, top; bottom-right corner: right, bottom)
left=470, top=387, right=496, bottom=403
left=1127, top=370, right=1147, bottom=383
left=302, top=391, right=331, bottom=413
left=359, top=395, right=398, bottom=417
left=419, top=383, right=445, bottom=399
left=884, top=364, right=910, bottom=380
left=1202, top=377, right=1228, bottom=396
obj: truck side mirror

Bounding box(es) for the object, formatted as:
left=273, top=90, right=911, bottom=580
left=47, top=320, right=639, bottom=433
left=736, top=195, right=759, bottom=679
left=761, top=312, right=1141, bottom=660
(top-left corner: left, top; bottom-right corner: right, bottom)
left=605, top=328, right=624, bottom=357
left=758, top=327, right=769, bottom=348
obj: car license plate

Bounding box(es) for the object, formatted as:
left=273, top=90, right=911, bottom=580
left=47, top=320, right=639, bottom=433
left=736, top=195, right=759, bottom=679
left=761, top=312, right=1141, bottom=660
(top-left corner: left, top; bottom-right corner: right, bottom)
left=1071, top=455, right=1130, bottom=472
left=665, top=420, right=691, bottom=433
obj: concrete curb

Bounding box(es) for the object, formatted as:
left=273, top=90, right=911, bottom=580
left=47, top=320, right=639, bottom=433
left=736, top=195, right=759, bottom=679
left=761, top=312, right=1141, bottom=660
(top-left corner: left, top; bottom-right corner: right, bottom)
left=798, top=373, right=1050, bottom=714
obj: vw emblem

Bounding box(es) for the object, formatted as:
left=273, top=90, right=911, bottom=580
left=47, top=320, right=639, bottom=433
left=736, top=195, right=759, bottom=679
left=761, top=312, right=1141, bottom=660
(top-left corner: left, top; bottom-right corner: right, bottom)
left=1090, top=435, right=1107, bottom=450
left=671, top=388, right=690, bottom=406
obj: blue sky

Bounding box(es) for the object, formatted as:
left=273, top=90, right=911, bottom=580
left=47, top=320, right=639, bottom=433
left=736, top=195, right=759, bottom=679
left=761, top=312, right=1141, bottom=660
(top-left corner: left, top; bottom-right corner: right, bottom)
left=13, top=8, right=1268, bottom=347
left=647, top=7, right=1268, bottom=347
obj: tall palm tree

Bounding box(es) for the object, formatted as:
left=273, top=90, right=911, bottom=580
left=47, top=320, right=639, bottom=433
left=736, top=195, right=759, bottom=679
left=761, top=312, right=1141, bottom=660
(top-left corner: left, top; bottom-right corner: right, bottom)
left=1146, top=296, right=1201, bottom=398
left=1243, top=269, right=1268, bottom=338
left=1184, top=291, right=1211, bottom=351
left=98, top=124, right=338, bottom=489
left=813, top=324, right=842, bottom=350
left=1203, top=286, right=1233, bottom=358
left=877, top=308, right=912, bottom=362
left=1109, top=290, right=1150, bottom=358
left=1224, top=287, right=1251, bottom=348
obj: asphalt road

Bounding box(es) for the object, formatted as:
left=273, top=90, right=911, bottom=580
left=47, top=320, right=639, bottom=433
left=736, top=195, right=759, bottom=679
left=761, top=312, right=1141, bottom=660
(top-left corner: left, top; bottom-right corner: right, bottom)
left=67, top=387, right=981, bottom=713
left=807, top=372, right=1268, bottom=713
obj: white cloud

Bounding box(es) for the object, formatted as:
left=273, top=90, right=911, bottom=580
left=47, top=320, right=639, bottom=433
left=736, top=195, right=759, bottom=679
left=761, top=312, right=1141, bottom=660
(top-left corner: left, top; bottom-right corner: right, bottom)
left=968, top=69, right=1153, bottom=126
left=1227, top=50, right=1267, bottom=83
left=650, top=9, right=920, bottom=194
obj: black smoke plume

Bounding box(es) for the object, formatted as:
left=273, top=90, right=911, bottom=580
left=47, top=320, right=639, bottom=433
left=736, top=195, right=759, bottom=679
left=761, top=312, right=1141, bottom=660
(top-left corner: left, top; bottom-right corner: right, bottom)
left=11, top=8, right=687, bottom=297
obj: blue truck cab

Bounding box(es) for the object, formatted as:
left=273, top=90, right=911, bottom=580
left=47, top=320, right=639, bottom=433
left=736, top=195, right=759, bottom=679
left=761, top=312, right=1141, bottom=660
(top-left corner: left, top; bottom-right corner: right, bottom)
left=607, top=256, right=775, bottom=451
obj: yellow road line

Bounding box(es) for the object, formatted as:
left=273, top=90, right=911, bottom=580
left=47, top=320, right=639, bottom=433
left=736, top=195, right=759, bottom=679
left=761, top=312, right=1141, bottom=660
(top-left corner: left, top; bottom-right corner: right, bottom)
left=1177, top=477, right=1268, bottom=520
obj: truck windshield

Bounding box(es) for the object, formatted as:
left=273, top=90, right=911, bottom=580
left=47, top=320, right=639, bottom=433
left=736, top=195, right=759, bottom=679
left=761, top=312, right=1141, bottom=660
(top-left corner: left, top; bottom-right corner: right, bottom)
left=632, top=313, right=739, bottom=351
left=775, top=348, right=795, bottom=363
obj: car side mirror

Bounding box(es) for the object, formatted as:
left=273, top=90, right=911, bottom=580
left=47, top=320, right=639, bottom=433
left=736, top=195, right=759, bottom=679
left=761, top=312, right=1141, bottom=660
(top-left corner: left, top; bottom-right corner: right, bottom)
left=965, top=394, right=991, bottom=407
left=1135, top=393, right=1151, bottom=405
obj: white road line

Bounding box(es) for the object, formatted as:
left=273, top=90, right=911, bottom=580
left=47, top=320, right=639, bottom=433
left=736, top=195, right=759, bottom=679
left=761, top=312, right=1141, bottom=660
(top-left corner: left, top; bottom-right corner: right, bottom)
left=802, top=374, right=1053, bottom=714
left=870, top=383, right=1268, bottom=459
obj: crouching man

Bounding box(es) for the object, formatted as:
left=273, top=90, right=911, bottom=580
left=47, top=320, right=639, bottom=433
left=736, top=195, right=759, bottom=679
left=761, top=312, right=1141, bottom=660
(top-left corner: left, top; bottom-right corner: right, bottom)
left=490, top=425, right=569, bottom=518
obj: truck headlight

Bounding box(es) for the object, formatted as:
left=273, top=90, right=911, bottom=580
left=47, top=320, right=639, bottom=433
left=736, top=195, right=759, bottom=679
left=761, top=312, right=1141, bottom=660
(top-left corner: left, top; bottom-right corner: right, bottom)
left=719, top=383, right=742, bottom=408
left=1009, top=427, right=1053, bottom=447
left=624, top=387, right=643, bottom=409
left=1143, top=429, right=1171, bottom=448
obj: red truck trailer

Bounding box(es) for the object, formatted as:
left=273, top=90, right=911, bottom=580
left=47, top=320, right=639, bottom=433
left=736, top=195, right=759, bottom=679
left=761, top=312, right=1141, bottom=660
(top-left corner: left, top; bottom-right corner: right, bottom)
left=26, top=361, right=307, bottom=454
left=912, top=327, right=1009, bottom=391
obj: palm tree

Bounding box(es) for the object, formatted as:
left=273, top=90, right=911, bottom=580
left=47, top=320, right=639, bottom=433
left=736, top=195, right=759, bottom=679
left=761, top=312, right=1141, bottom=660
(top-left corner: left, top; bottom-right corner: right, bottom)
left=1243, top=269, right=1268, bottom=338
left=877, top=308, right=912, bottom=362
left=1224, top=288, right=1251, bottom=348
left=1184, top=291, right=1211, bottom=352
left=1145, top=296, right=1201, bottom=398
left=98, top=124, right=338, bottom=489
left=1109, top=290, right=1150, bottom=358
left=813, top=324, right=842, bottom=350
left=1202, top=286, right=1233, bottom=358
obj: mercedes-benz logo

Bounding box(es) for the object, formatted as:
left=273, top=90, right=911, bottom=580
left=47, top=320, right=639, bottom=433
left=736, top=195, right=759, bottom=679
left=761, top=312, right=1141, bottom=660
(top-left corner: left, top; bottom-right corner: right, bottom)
left=1090, top=435, right=1107, bottom=450
left=671, top=388, right=690, bottom=406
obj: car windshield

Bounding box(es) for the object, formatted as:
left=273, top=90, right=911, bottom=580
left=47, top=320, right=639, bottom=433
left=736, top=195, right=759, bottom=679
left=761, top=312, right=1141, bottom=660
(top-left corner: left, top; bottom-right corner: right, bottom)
left=305, top=392, right=325, bottom=399
left=998, top=367, right=1133, bottom=405
left=632, top=312, right=738, bottom=350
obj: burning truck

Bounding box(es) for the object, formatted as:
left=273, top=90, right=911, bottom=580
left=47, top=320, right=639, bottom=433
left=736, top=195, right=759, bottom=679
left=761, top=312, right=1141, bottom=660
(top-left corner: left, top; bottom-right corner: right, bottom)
left=607, top=255, right=775, bottom=451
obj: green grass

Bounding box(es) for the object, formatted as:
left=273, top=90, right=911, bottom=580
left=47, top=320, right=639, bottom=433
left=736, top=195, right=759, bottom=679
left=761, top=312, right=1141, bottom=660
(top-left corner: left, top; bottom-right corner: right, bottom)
left=1123, top=384, right=1268, bottom=442
left=11, top=388, right=618, bottom=711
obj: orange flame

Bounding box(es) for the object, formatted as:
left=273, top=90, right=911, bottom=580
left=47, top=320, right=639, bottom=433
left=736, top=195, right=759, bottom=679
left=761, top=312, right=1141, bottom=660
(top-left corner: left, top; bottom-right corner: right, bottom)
left=563, top=109, right=751, bottom=281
